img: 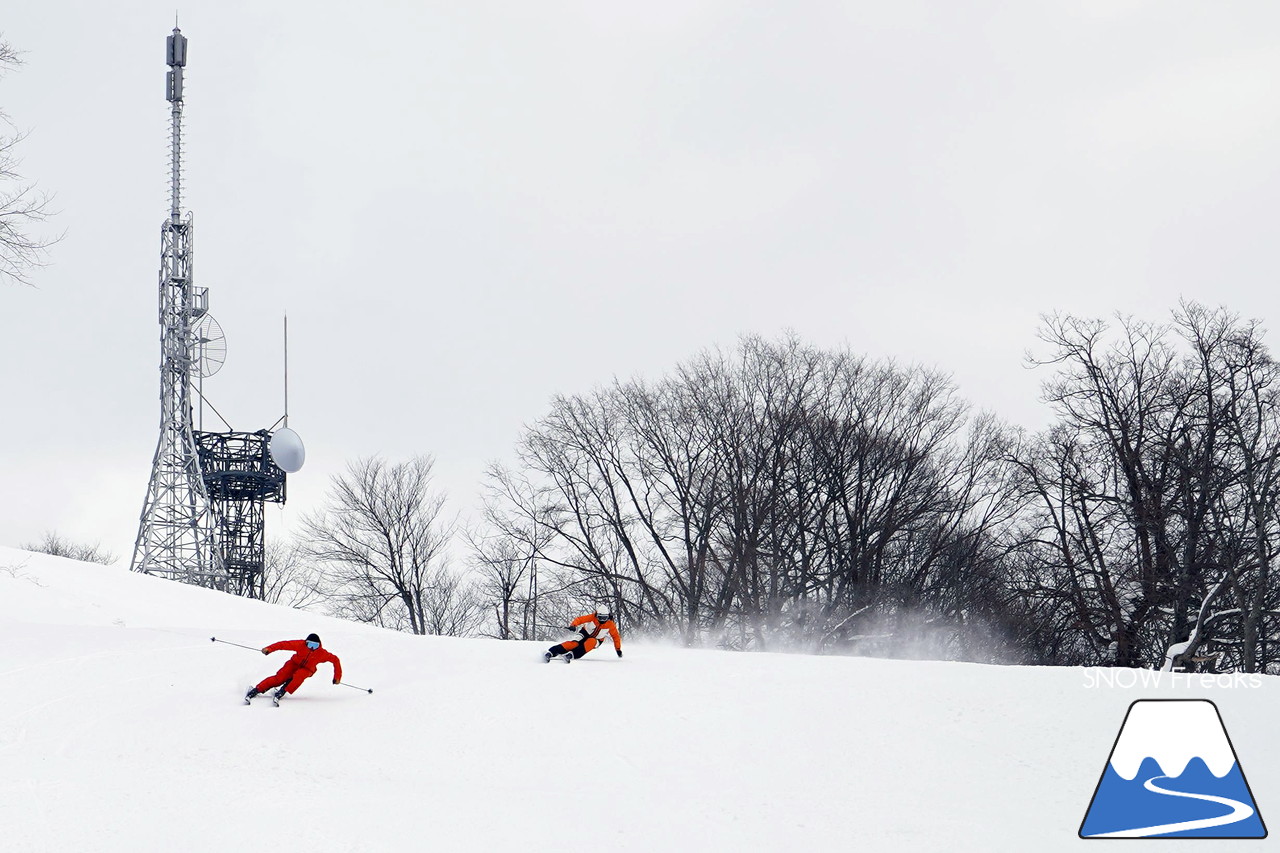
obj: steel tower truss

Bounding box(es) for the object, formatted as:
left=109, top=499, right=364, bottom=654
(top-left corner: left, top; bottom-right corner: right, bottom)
left=194, top=430, right=287, bottom=598
left=131, top=27, right=226, bottom=588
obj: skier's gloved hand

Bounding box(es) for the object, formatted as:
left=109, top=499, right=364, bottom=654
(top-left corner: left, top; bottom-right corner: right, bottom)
left=333, top=679, right=340, bottom=685
left=261, top=648, right=269, bottom=655
left=616, top=648, right=623, bottom=658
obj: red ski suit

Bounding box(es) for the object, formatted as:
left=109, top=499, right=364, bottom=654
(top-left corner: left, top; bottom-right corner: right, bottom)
left=254, top=640, right=342, bottom=695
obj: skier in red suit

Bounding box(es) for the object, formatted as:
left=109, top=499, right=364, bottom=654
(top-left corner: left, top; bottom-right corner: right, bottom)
left=245, top=633, right=342, bottom=702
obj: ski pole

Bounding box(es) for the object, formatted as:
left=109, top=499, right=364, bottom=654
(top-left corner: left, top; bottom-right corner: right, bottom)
left=210, top=636, right=262, bottom=653
left=337, top=681, right=373, bottom=694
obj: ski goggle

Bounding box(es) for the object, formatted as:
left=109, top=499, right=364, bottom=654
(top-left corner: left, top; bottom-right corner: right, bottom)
left=306, top=640, right=320, bottom=649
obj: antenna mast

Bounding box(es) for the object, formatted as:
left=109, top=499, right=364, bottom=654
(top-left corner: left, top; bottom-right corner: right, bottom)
left=284, top=313, right=289, bottom=428
left=130, top=26, right=226, bottom=588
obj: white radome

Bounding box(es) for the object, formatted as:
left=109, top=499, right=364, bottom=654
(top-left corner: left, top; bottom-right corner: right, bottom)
left=269, top=427, right=306, bottom=473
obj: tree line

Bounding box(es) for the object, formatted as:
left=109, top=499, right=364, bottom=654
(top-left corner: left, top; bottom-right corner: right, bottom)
left=276, top=303, right=1280, bottom=673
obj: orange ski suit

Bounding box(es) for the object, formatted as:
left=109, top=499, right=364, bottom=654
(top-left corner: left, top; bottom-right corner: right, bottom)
left=548, top=613, right=622, bottom=660
left=254, top=640, right=343, bottom=695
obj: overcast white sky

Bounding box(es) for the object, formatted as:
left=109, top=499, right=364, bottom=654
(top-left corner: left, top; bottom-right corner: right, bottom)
left=3, top=1, right=1280, bottom=563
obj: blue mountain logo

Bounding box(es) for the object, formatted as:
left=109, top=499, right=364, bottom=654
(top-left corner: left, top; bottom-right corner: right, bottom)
left=1080, top=699, right=1266, bottom=839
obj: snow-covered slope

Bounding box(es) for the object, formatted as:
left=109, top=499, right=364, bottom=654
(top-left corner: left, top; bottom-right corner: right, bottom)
left=1, top=546, right=1276, bottom=852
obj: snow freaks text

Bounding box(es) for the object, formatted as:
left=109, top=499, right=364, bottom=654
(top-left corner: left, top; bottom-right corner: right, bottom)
left=1082, top=671, right=1262, bottom=690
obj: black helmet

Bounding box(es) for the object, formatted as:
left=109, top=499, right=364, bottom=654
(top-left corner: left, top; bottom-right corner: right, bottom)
left=305, top=633, right=321, bottom=645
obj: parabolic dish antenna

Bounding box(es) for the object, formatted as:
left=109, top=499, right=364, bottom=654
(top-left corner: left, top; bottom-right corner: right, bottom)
left=193, top=314, right=226, bottom=378
left=269, top=427, right=306, bottom=473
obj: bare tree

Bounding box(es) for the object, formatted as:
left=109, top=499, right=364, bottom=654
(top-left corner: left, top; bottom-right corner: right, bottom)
left=418, top=562, right=483, bottom=636
left=302, top=455, right=460, bottom=635
left=1, top=38, right=58, bottom=286
left=1019, top=313, right=1194, bottom=668
left=22, top=531, right=117, bottom=565
left=1172, top=304, right=1280, bottom=672
left=474, top=462, right=603, bottom=639
left=468, top=514, right=539, bottom=639
left=261, top=539, right=326, bottom=610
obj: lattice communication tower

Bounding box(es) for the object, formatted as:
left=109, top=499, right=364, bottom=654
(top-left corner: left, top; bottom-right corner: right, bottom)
left=131, top=27, right=301, bottom=598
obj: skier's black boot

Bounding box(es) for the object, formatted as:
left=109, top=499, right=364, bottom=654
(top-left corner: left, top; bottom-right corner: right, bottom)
left=244, top=687, right=259, bottom=704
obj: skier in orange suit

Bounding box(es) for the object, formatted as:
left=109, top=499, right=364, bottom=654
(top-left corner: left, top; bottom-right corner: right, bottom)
left=544, top=608, right=622, bottom=663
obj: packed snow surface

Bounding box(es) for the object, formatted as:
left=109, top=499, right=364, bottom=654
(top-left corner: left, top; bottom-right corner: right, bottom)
left=1, top=546, right=1276, bottom=852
